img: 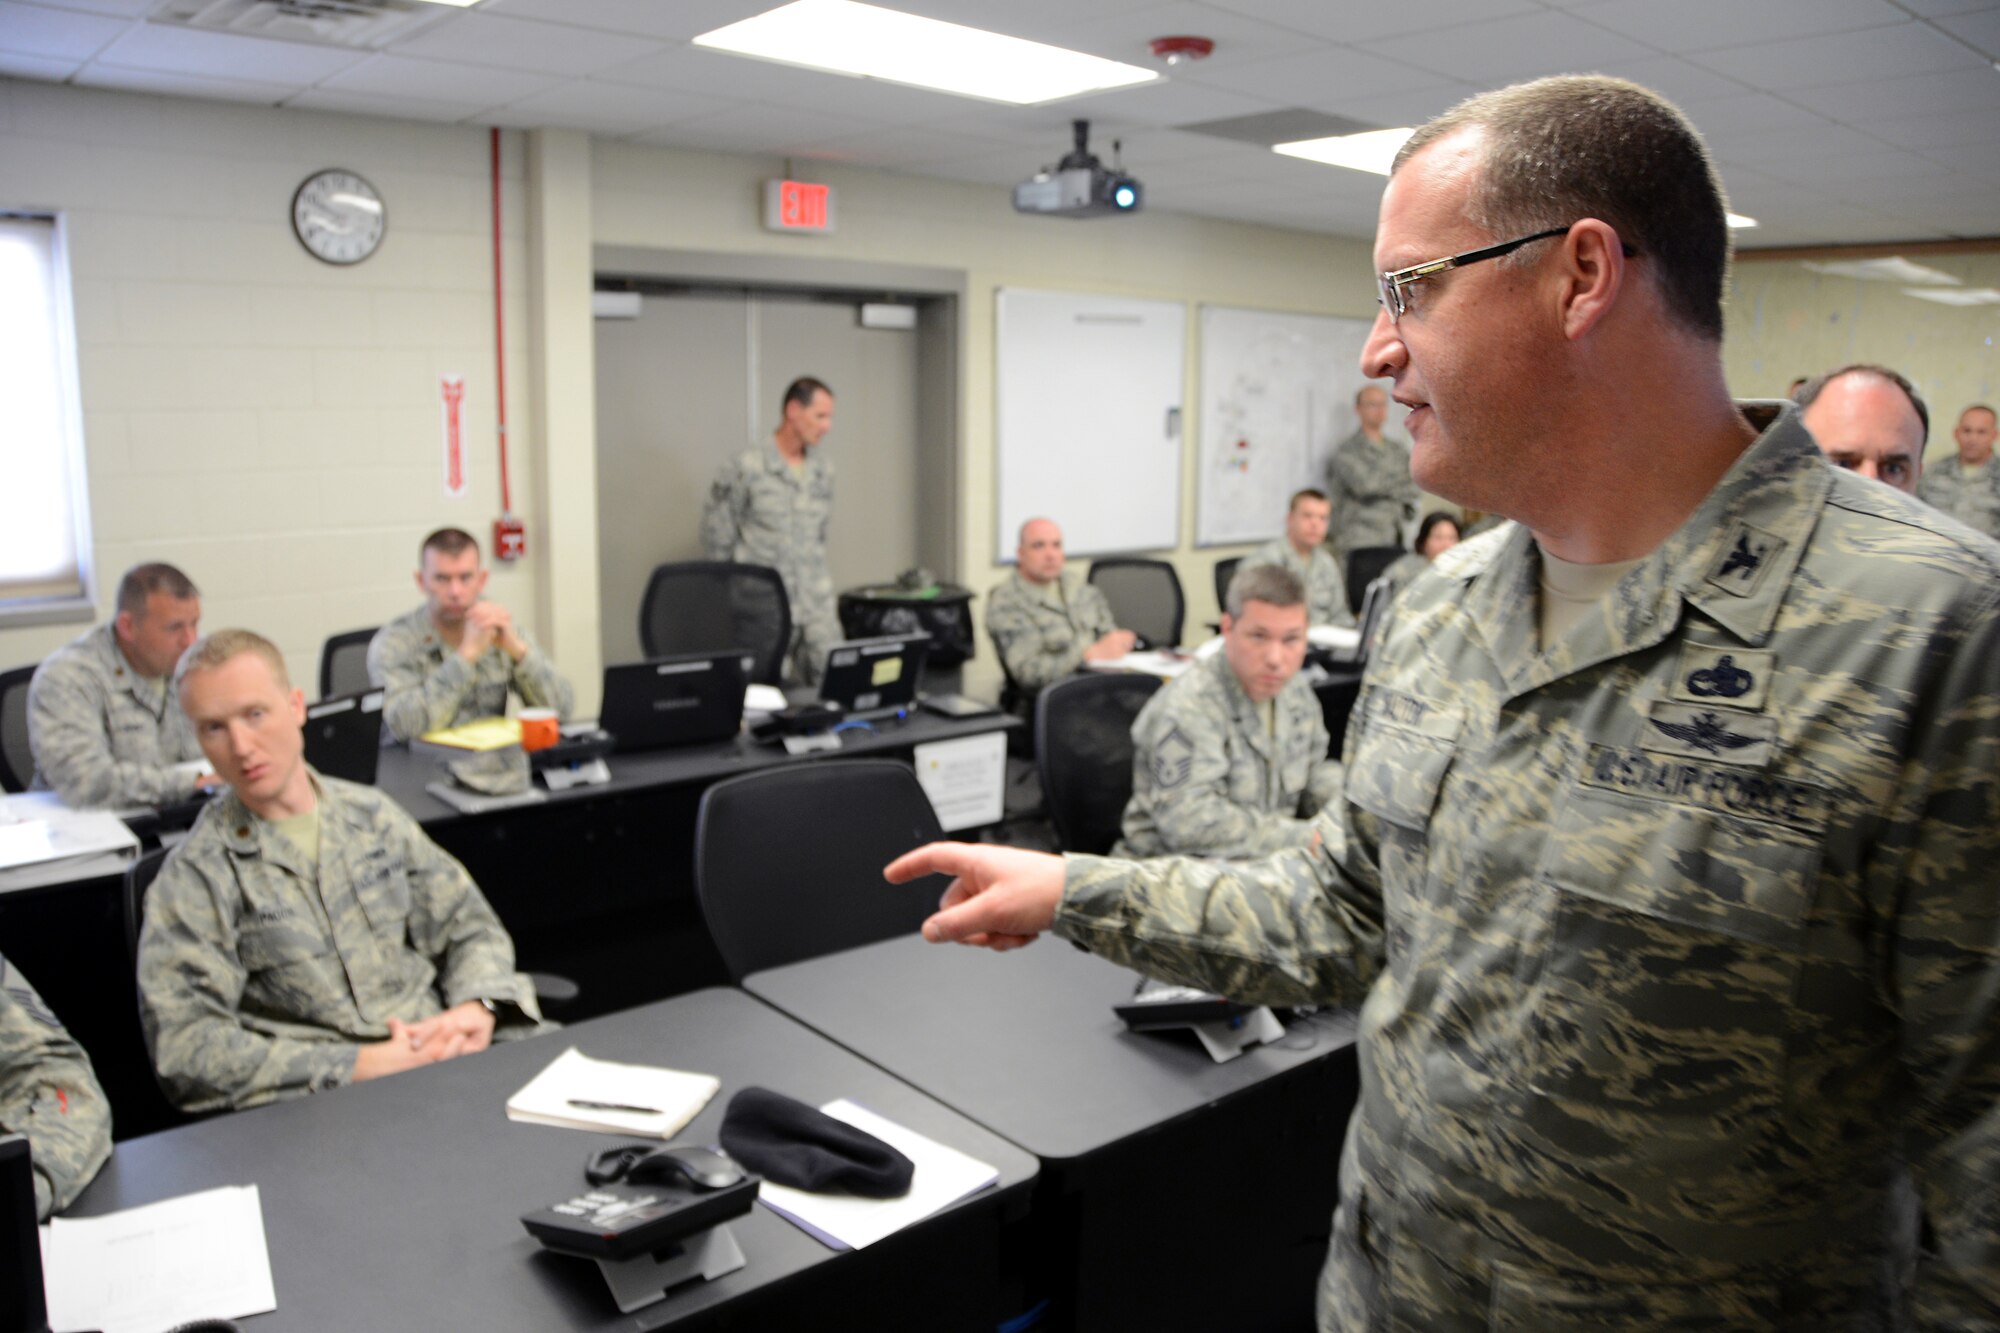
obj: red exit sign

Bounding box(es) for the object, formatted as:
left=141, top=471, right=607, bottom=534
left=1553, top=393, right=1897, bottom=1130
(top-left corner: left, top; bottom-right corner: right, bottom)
left=763, top=179, right=837, bottom=235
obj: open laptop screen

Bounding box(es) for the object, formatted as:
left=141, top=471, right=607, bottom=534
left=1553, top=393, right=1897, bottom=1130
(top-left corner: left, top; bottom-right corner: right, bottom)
left=818, top=635, right=929, bottom=715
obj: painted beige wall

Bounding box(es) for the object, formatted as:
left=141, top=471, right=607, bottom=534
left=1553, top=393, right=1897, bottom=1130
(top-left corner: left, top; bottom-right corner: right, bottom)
left=588, top=139, right=1380, bottom=694
left=1724, top=251, right=2000, bottom=466
left=0, top=78, right=541, bottom=695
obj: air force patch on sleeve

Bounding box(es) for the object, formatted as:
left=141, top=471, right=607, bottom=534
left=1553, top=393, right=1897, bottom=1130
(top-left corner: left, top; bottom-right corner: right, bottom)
left=1152, top=725, right=1196, bottom=789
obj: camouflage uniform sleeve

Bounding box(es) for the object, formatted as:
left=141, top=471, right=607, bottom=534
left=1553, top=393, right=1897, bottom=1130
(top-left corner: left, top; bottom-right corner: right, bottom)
left=1077, top=582, right=1118, bottom=640
left=1305, top=713, right=1342, bottom=816
left=136, top=848, right=359, bottom=1113
left=700, top=460, right=745, bottom=562
left=26, top=657, right=199, bottom=808
left=368, top=620, right=476, bottom=743
left=0, top=955, right=111, bottom=1219
left=1893, top=585, right=2000, bottom=1323
left=385, top=801, right=540, bottom=1028
left=1132, top=691, right=1316, bottom=858
left=508, top=631, right=575, bottom=720
left=986, top=585, right=1078, bottom=691
left=1053, top=844, right=1384, bottom=1008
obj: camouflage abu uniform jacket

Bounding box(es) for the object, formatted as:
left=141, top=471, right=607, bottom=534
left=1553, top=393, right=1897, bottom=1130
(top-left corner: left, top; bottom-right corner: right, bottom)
left=137, top=770, right=543, bottom=1113
left=27, top=622, right=204, bottom=807
left=1327, top=429, right=1418, bottom=562
left=701, top=444, right=838, bottom=686
left=1916, top=453, right=2000, bottom=542
left=0, top=953, right=111, bottom=1219
left=366, top=603, right=574, bottom=743
left=1115, top=650, right=1339, bottom=860
left=1246, top=539, right=1359, bottom=629
left=1058, top=406, right=2000, bottom=1328
left=984, top=571, right=1118, bottom=702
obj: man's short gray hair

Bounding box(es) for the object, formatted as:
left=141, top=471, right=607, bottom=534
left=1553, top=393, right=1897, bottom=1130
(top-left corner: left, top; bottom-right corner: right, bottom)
left=1226, top=563, right=1306, bottom=619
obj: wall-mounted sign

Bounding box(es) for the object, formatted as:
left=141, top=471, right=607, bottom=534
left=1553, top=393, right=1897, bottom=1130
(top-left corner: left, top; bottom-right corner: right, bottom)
left=764, top=179, right=836, bottom=235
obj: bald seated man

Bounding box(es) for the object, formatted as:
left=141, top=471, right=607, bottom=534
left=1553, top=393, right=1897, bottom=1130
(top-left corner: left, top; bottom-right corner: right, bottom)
left=1796, top=363, right=1927, bottom=496
left=983, top=518, right=1134, bottom=714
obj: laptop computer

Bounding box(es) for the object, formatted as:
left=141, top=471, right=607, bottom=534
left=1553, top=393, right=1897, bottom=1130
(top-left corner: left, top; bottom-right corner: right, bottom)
left=1, top=1134, right=47, bottom=1333
left=600, top=653, right=748, bottom=753
left=818, top=634, right=930, bottom=717
left=304, top=689, right=385, bottom=785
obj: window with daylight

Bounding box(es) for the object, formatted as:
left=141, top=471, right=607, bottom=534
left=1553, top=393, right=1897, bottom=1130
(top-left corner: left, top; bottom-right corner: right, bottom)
left=0, top=212, right=95, bottom=624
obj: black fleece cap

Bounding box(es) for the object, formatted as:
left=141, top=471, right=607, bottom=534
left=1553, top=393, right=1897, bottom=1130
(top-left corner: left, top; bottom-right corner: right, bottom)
left=718, top=1086, right=914, bottom=1198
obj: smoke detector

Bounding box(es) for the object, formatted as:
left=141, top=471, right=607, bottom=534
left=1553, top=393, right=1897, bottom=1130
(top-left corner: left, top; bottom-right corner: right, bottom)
left=1149, top=35, right=1215, bottom=66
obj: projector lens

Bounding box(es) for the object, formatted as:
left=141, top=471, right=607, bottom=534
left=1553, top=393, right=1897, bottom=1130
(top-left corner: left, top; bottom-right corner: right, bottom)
left=1114, top=185, right=1136, bottom=208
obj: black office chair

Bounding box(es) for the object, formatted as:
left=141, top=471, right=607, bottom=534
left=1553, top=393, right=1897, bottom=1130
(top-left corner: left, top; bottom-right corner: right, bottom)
left=1344, top=546, right=1404, bottom=617
left=1034, top=671, right=1163, bottom=855
left=693, top=760, right=948, bottom=981
left=319, top=628, right=378, bottom=700
left=0, top=664, right=36, bottom=793
left=1211, top=556, right=1243, bottom=618
left=639, top=561, right=792, bottom=687
left=1088, top=558, right=1184, bottom=650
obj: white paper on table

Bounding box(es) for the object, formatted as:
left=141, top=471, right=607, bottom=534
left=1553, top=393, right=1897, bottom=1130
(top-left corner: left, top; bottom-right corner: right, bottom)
left=744, top=684, right=789, bottom=716
left=506, top=1046, right=720, bottom=1138
left=912, top=731, right=1007, bottom=832
left=41, top=1183, right=276, bottom=1333
left=171, top=758, right=216, bottom=777
left=1308, top=624, right=1361, bottom=653
left=755, top=1100, right=999, bottom=1251
left=1083, top=650, right=1198, bottom=680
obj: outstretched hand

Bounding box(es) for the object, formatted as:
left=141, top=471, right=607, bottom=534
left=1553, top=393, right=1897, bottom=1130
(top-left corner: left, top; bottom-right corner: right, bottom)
left=885, top=841, right=1067, bottom=951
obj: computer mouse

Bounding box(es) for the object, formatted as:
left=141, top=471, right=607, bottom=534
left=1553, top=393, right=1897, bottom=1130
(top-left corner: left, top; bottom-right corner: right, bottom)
left=626, top=1144, right=746, bottom=1191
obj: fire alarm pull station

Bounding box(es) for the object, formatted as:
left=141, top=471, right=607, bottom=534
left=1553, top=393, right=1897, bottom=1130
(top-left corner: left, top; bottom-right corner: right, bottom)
left=494, top=515, right=526, bottom=561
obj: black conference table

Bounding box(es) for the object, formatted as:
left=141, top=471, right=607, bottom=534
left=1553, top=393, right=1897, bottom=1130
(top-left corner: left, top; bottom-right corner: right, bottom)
left=66, top=988, right=1038, bottom=1331
left=747, top=934, right=1362, bottom=1333
left=0, top=708, right=1017, bottom=1140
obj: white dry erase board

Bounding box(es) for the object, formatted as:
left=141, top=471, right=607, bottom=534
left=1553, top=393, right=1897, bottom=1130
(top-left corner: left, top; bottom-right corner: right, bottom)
left=995, top=288, right=1185, bottom=562
left=1195, top=305, right=1378, bottom=547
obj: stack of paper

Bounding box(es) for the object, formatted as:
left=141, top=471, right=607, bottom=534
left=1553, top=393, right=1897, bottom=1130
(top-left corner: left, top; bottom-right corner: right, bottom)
left=757, top=1100, right=999, bottom=1251
left=41, top=1183, right=276, bottom=1333
left=0, top=792, right=140, bottom=890
left=506, top=1047, right=721, bottom=1138
left=415, top=717, right=522, bottom=751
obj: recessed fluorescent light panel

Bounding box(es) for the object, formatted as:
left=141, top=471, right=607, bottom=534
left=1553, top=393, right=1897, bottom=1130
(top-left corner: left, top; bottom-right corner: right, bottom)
left=693, top=0, right=1158, bottom=105
left=1726, top=213, right=1757, bottom=229
left=1803, top=257, right=1962, bottom=285
left=411, top=0, right=481, bottom=6
left=1901, top=286, right=2000, bottom=306
left=1271, top=127, right=1415, bottom=176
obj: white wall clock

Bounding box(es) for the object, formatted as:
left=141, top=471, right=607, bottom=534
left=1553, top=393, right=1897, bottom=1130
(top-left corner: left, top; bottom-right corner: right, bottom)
left=291, top=168, right=386, bottom=266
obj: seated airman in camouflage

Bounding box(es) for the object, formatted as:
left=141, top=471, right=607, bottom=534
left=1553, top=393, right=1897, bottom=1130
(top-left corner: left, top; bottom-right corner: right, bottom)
left=1244, top=489, right=1357, bottom=629
left=1116, top=563, right=1339, bottom=859
left=368, top=527, right=574, bottom=743
left=0, top=952, right=111, bottom=1219
left=139, top=629, right=544, bottom=1114
left=27, top=562, right=220, bottom=808
left=983, top=518, right=1134, bottom=716
left=888, top=76, right=2000, bottom=1327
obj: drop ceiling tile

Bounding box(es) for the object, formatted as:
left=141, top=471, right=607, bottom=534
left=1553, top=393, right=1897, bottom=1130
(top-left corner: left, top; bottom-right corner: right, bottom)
left=286, top=87, right=490, bottom=123
left=481, top=0, right=764, bottom=42
left=1046, top=3, right=1328, bottom=72
left=1198, top=0, right=1542, bottom=45
left=1916, top=139, right=2000, bottom=179
left=1356, top=10, right=1654, bottom=84
left=1041, top=76, right=1284, bottom=128
left=1678, top=93, right=1831, bottom=139
left=1689, top=21, right=1982, bottom=89
left=1790, top=65, right=2000, bottom=121
left=888, top=0, right=1161, bottom=48
left=73, top=64, right=293, bottom=104
left=25, top=0, right=153, bottom=14
left=1582, top=56, right=1749, bottom=106
left=1892, top=0, right=2000, bottom=17
left=387, top=12, right=663, bottom=77
left=797, top=123, right=1032, bottom=169
left=0, top=50, right=76, bottom=78
left=0, top=2, right=125, bottom=59
left=1186, top=44, right=1454, bottom=106
left=93, top=22, right=365, bottom=82
left=488, top=80, right=736, bottom=136
left=1564, top=0, right=1906, bottom=53
left=319, top=54, right=562, bottom=104
left=1935, top=8, right=2000, bottom=56
left=632, top=102, right=889, bottom=157
left=1764, top=148, right=1970, bottom=188
left=1715, top=121, right=1896, bottom=166
left=1323, top=83, right=1482, bottom=131
left=1857, top=105, right=2000, bottom=149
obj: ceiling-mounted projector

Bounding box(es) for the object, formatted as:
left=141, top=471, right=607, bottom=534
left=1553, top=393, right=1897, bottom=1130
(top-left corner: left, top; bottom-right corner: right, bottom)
left=1013, top=120, right=1143, bottom=219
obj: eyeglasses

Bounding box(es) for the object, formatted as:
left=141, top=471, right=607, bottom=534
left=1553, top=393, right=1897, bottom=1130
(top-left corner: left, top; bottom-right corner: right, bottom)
left=1376, top=224, right=1631, bottom=323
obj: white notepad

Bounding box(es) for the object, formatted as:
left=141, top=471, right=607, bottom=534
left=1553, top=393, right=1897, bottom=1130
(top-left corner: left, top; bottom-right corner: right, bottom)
left=506, top=1047, right=720, bottom=1138
left=756, top=1100, right=999, bottom=1251
left=41, top=1183, right=276, bottom=1333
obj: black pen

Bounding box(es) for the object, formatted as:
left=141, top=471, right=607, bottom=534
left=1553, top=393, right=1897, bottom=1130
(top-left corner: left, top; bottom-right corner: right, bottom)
left=568, top=1098, right=663, bottom=1116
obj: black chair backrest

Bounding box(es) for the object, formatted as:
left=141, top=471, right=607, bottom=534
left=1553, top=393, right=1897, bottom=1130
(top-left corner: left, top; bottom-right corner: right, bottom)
left=640, top=561, right=792, bottom=687
left=123, top=846, right=172, bottom=966
left=693, top=759, right=947, bottom=980
left=1344, top=546, right=1404, bottom=616
left=1211, top=557, right=1243, bottom=617
left=0, top=665, right=35, bottom=793
left=1035, top=671, right=1164, bottom=854
left=1088, top=558, right=1184, bottom=649
left=319, top=628, right=378, bottom=700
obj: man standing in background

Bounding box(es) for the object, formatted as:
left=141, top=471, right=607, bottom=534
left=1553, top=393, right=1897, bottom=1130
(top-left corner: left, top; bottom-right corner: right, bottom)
left=1326, top=385, right=1418, bottom=576
left=702, top=377, right=839, bottom=687
left=1918, top=403, right=2000, bottom=540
